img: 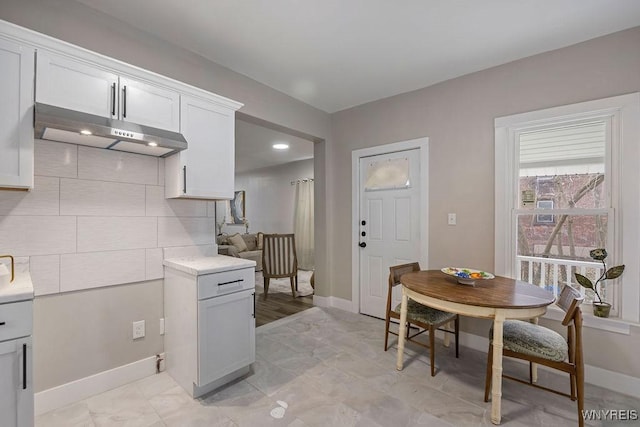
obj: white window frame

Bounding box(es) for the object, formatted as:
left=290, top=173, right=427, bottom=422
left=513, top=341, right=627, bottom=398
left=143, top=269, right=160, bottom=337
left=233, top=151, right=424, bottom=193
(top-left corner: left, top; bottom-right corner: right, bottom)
left=495, top=93, right=640, bottom=327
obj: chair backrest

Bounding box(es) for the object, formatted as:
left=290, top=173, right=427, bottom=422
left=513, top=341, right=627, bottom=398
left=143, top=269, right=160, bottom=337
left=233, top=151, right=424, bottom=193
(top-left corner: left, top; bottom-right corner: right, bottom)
left=388, top=262, right=421, bottom=288
left=262, top=233, right=298, bottom=278
left=556, top=285, right=584, bottom=326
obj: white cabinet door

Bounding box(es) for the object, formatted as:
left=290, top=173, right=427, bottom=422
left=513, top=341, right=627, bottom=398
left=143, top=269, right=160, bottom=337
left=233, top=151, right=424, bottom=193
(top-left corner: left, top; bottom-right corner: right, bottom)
left=119, top=77, right=180, bottom=132
left=197, top=290, right=255, bottom=386
left=36, top=52, right=180, bottom=132
left=0, top=337, right=33, bottom=427
left=0, top=39, right=34, bottom=190
left=165, top=95, right=235, bottom=199
left=36, top=50, right=118, bottom=119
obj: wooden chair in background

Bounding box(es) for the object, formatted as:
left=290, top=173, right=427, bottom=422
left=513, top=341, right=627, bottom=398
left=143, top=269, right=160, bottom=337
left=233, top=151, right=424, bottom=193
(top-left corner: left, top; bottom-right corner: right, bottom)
left=262, top=233, right=298, bottom=299
left=484, top=285, right=585, bottom=427
left=385, top=262, right=460, bottom=376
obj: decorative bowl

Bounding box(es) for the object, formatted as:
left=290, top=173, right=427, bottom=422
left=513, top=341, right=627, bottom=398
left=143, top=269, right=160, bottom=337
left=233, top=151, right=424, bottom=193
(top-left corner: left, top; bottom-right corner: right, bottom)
left=441, top=267, right=494, bottom=286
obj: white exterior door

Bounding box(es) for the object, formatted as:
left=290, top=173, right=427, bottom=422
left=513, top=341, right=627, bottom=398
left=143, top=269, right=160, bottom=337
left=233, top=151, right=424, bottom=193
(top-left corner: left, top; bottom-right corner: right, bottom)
left=358, top=148, right=422, bottom=319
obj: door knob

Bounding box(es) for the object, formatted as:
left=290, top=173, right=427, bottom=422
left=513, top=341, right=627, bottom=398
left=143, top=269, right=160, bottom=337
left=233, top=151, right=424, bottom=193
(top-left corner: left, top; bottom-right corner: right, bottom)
left=359, top=242, right=366, bottom=248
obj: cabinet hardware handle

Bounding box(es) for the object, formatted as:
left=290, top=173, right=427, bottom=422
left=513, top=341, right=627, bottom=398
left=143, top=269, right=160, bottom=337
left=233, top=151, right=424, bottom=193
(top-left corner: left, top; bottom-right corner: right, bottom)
left=182, top=165, right=187, bottom=193
left=253, top=292, right=256, bottom=318
left=23, top=343, right=27, bottom=390
left=111, top=83, right=116, bottom=116
left=0, top=321, right=5, bottom=326
left=218, top=279, right=243, bottom=287
left=122, top=85, right=127, bottom=118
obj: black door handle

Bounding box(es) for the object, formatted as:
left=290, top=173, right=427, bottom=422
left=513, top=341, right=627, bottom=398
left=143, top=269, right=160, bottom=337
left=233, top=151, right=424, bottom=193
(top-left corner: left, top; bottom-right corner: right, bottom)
left=359, top=242, right=366, bottom=248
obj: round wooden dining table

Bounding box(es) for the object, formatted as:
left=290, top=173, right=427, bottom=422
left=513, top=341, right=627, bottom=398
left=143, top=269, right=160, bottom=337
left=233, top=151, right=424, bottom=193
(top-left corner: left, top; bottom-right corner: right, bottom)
left=396, top=270, right=555, bottom=425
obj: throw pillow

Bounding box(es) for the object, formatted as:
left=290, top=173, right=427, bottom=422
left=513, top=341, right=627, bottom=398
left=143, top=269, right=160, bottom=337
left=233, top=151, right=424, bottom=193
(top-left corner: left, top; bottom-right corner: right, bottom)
left=228, top=233, right=248, bottom=253
left=257, top=232, right=264, bottom=250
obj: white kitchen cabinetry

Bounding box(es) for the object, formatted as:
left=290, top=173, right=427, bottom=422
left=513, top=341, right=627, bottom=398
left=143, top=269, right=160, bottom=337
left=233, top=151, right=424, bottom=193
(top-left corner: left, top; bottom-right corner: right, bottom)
left=0, top=297, right=34, bottom=427
left=0, top=38, right=34, bottom=190
left=36, top=51, right=180, bottom=131
left=163, top=256, right=256, bottom=398
left=165, top=95, right=241, bottom=199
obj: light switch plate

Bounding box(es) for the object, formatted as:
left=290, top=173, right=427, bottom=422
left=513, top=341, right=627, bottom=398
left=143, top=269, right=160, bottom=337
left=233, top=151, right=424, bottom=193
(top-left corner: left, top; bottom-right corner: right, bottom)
left=448, top=213, right=457, bottom=225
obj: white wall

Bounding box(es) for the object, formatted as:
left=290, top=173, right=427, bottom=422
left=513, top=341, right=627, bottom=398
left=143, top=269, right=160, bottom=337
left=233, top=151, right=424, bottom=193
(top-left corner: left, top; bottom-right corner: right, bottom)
left=217, top=159, right=314, bottom=235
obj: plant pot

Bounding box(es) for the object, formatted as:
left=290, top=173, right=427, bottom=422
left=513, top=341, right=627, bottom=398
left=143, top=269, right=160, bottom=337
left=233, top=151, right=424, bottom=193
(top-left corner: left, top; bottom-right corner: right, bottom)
left=593, top=302, right=611, bottom=318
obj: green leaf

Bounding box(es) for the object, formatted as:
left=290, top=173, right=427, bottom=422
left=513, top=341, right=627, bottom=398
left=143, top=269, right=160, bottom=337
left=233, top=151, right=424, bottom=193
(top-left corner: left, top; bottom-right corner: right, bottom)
left=606, top=265, right=625, bottom=280
left=575, top=273, right=594, bottom=289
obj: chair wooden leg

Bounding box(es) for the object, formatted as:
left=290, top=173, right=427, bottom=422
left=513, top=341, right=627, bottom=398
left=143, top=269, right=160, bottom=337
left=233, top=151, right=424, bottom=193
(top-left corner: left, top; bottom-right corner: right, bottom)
left=484, top=343, right=493, bottom=402
left=290, top=276, right=297, bottom=298
left=384, top=316, right=391, bottom=351
left=295, top=272, right=299, bottom=291
left=264, top=277, right=270, bottom=300
left=455, top=315, right=459, bottom=358
left=576, top=368, right=585, bottom=427
left=429, top=325, right=436, bottom=377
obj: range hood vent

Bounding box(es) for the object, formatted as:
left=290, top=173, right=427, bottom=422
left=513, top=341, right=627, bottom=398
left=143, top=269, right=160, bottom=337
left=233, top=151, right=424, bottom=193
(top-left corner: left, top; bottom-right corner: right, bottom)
left=34, top=103, right=187, bottom=157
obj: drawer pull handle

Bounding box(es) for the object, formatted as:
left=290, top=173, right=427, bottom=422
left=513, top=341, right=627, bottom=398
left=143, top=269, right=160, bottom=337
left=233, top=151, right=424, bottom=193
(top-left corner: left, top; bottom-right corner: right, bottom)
left=23, top=343, right=27, bottom=390
left=218, top=279, right=243, bottom=287
left=0, top=321, right=5, bottom=326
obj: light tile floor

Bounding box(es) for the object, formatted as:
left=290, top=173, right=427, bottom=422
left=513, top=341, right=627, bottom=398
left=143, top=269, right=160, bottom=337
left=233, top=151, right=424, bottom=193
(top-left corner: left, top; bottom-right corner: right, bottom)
left=36, top=307, right=639, bottom=426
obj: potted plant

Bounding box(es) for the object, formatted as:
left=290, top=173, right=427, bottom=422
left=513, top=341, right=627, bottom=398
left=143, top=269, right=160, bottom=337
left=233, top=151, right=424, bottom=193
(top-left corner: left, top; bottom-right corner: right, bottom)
left=574, top=248, right=625, bottom=318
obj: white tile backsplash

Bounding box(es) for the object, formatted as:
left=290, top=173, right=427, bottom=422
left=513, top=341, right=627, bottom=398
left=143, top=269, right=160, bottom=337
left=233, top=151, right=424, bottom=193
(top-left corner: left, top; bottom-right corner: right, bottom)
left=77, top=217, right=158, bottom=252
left=34, top=140, right=78, bottom=178
left=0, top=176, right=59, bottom=216
left=78, top=146, right=159, bottom=185
left=145, top=185, right=207, bottom=217
left=30, top=255, right=61, bottom=296
left=60, top=179, right=146, bottom=216
left=157, top=217, right=215, bottom=247
left=1, top=143, right=213, bottom=295
left=60, top=250, right=146, bottom=292
left=0, top=216, right=76, bottom=256
left=145, top=248, right=164, bottom=280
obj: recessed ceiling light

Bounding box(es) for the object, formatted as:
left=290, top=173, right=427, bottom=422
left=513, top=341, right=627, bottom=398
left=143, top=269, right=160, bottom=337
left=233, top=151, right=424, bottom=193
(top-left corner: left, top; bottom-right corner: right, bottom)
left=80, top=130, right=92, bottom=136
left=273, top=143, right=289, bottom=150
left=147, top=142, right=158, bottom=147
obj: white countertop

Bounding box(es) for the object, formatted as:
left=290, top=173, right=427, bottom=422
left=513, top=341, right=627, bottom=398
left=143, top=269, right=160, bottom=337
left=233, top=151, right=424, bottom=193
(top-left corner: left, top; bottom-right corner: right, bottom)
left=0, top=271, right=35, bottom=304
left=163, top=255, right=256, bottom=276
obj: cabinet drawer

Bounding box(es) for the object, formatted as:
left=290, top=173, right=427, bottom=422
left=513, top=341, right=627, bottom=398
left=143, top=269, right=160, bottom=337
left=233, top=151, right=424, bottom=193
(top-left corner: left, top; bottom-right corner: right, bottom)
left=197, top=268, right=255, bottom=300
left=0, top=301, right=33, bottom=342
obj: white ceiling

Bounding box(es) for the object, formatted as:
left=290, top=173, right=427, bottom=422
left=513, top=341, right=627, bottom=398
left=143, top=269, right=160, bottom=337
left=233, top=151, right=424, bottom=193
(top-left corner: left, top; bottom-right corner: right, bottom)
left=235, top=119, right=313, bottom=173
left=74, top=0, right=640, bottom=113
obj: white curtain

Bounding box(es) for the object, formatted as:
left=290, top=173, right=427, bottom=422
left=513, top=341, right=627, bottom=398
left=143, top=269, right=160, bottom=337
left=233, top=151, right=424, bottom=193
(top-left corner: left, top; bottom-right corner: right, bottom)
left=294, top=180, right=314, bottom=270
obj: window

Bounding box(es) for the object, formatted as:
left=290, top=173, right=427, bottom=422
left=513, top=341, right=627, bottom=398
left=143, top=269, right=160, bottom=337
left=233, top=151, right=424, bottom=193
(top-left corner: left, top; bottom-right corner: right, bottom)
left=495, top=93, right=640, bottom=323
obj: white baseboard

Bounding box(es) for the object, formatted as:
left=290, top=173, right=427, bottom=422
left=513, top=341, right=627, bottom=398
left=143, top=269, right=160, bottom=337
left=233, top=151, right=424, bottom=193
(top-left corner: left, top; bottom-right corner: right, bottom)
left=313, top=295, right=357, bottom=312
left=457, top=330, right=640, bottom=397
left=35, top=355, right=157, bottom=416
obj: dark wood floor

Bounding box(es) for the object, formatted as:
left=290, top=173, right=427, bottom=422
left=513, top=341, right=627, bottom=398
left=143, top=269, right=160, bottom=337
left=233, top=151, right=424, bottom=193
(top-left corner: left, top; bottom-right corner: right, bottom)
left=254, top=288, right=314, bottom=327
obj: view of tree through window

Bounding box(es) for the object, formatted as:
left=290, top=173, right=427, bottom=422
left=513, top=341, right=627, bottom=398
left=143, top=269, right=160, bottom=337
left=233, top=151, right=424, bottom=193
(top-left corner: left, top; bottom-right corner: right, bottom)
left=515, top=121, right=609, bottom=304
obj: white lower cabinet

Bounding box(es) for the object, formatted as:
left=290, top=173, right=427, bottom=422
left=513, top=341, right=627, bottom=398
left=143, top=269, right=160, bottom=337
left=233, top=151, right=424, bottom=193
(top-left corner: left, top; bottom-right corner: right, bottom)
left=0, top=298, right=33, bottom=427
left=164, top=262, right=255, bottom=398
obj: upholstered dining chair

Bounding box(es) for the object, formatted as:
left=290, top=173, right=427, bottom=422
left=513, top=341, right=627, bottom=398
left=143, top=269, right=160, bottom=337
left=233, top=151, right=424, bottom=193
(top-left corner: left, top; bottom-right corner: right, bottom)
left=484, top=285, right=585, bottom=426
left=385, top=262, right=459, bottom=376
left=261, top=233, right=298, bottom=299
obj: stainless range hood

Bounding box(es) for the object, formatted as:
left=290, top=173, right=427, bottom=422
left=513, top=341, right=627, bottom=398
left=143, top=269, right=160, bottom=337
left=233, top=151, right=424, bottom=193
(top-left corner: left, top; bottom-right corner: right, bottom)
left=34, top=103, right=187, bottom=157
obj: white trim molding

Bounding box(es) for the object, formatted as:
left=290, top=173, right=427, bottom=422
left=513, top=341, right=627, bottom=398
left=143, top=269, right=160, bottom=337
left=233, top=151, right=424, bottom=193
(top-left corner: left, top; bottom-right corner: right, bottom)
left=34, top=356, right=157, bottom=415
left=351, top=137, right=429, bottom=315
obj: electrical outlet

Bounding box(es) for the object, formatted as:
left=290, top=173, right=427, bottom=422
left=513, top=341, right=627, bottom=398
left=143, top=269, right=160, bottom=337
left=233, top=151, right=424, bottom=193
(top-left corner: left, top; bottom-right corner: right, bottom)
left=133, top=320, right=145, bottom=340
left=448, top=213, right=457, bottom=225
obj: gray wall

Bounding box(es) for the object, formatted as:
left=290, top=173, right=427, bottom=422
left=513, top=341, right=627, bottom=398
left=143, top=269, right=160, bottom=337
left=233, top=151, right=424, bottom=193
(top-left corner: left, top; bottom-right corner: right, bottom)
left=218, top=159, right=315, bottom=235
left=330, top=27, right=640, bottom=378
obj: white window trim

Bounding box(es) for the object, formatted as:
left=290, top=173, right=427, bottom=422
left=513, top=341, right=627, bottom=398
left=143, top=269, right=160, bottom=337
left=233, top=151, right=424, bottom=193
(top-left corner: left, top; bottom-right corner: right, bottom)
left=495, top=92, right=640, bottom=326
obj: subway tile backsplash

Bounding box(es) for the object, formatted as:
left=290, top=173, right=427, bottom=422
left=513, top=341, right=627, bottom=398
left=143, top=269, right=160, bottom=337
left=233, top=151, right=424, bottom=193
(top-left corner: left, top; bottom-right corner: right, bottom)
left=0, top=141, right=216, bottom=295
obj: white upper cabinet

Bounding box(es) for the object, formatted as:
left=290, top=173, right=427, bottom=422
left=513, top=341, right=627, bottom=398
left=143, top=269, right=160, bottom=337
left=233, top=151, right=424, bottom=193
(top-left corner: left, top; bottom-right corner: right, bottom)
left=36, top=51, right=180, bottom=132
left=36, top=51, right=117, bottom=118
left=0, top=38, right=34, bottom=190
left=165, top=95, right=238, bottom=199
